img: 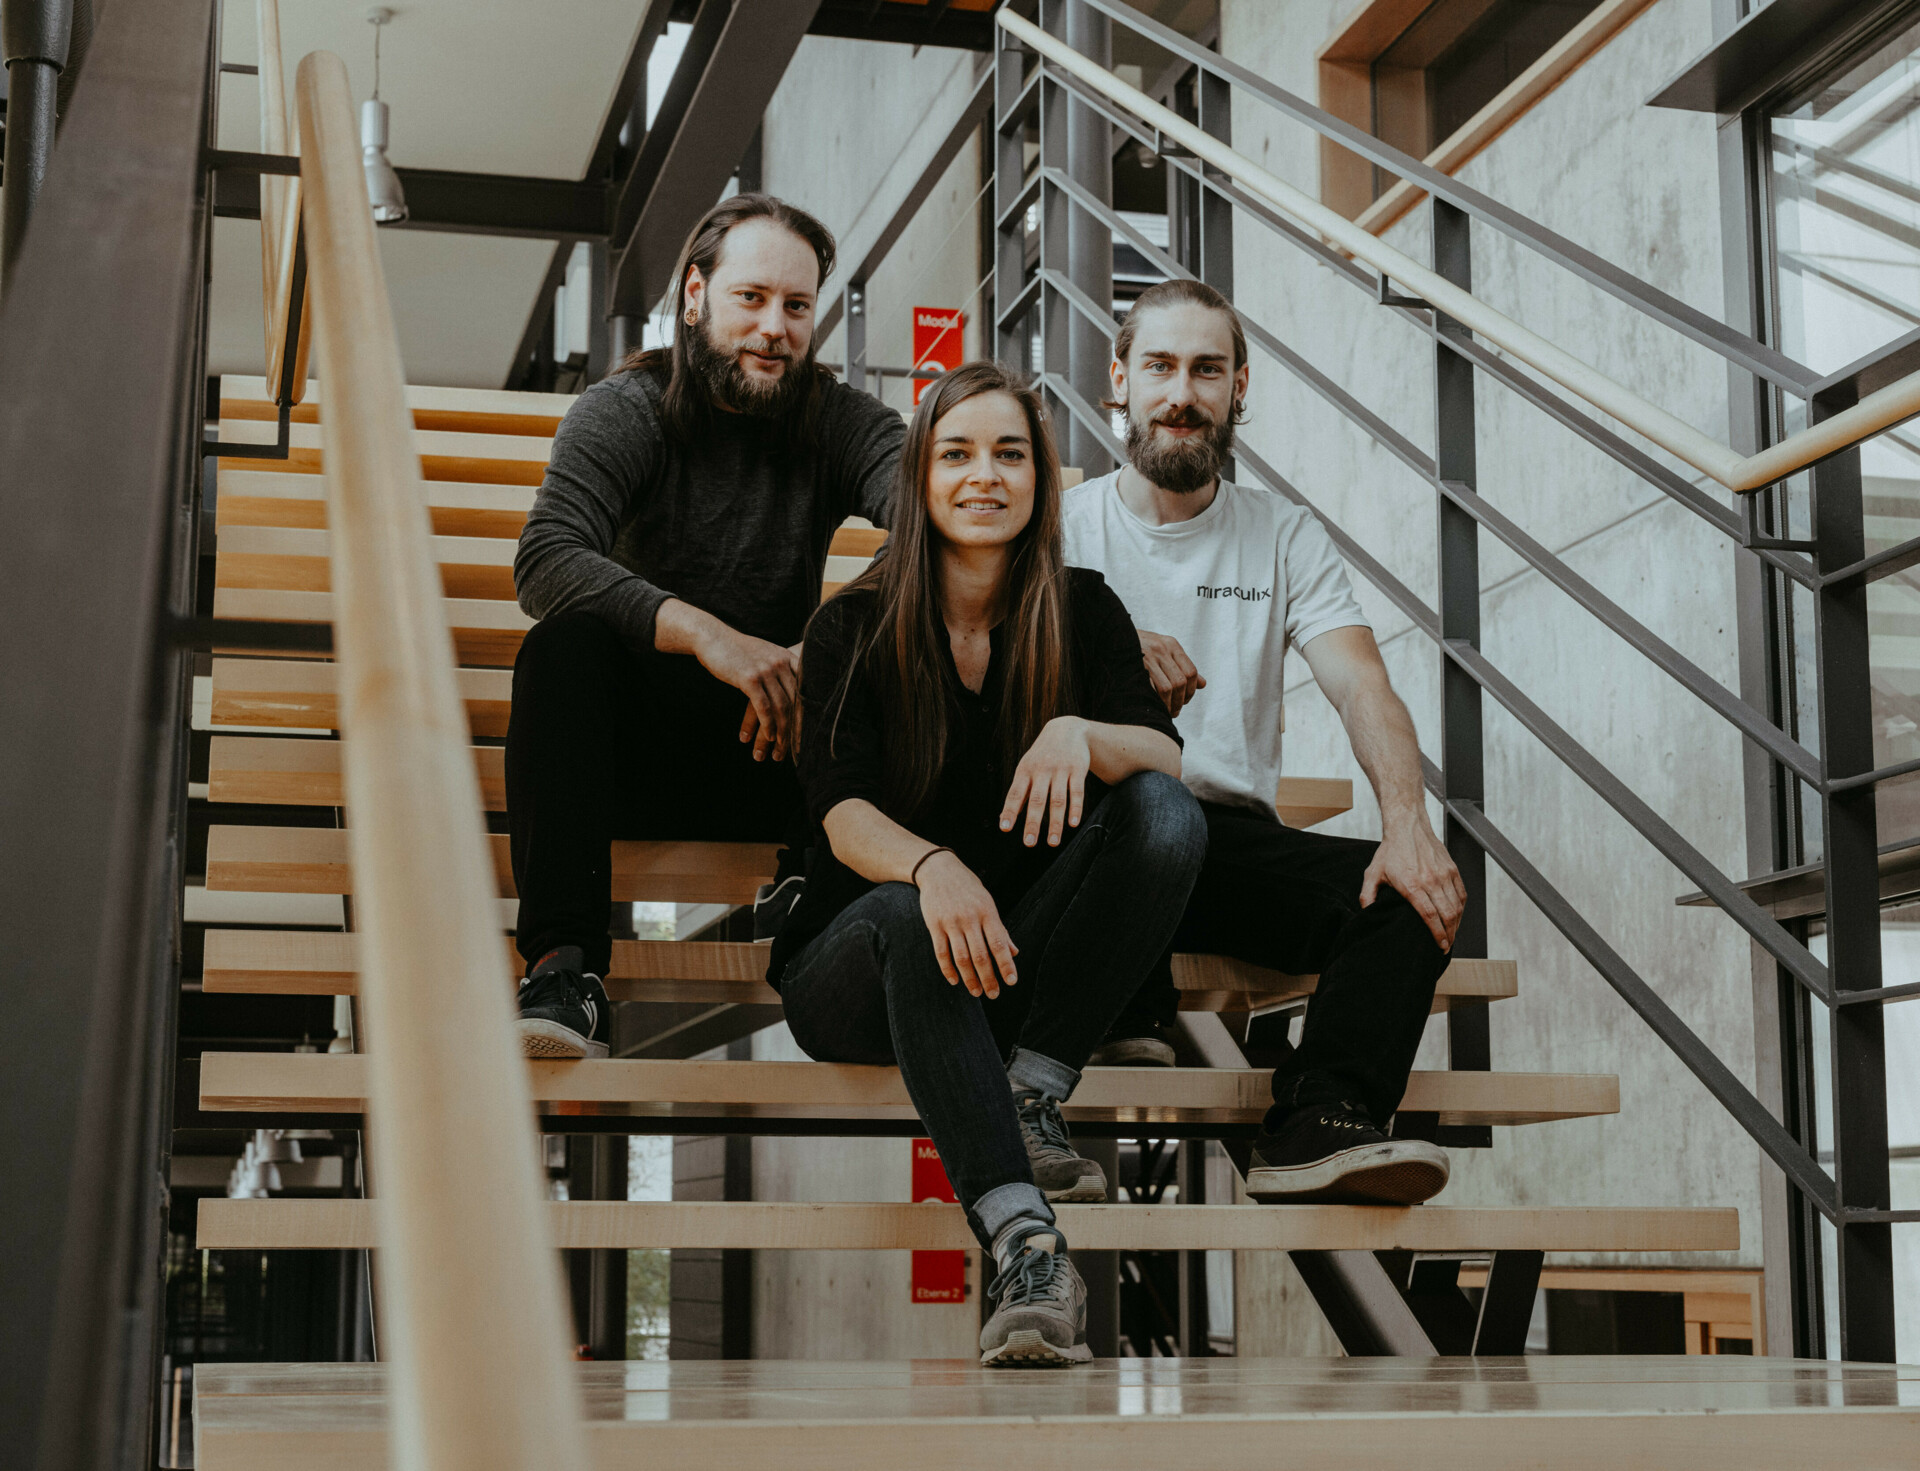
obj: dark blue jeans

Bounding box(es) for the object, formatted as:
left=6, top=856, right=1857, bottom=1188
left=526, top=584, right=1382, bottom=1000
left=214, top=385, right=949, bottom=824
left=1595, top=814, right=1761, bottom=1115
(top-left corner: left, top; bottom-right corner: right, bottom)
left=780, top=771, right=1206, bottom=1248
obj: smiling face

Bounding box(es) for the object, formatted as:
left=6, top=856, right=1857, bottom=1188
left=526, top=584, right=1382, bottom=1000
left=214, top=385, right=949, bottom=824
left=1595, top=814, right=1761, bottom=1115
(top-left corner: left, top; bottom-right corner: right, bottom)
left=923, top=390, right=1037, bottom=552
left=1111, top=300, right=1248, bottom=494
left=683, top=217, right=821, bottom=416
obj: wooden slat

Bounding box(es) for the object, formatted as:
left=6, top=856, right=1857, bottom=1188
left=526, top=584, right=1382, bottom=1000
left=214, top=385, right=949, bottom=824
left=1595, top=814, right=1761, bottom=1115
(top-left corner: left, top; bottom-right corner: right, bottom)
left=203, top=826, right=777, bottom=904
left=220, top=373, right=577, bottom=422
left=217, top=730, right=1337, bottom=822
left=210, top=659, right=512, bottom=737
left=201, top=931, right=1517, bottom=1014
left=216, top=417, right=555, bottom=467
left=196, top=1196, right=1740, bottom=1253
left=208, top=734, right=506, bottom=810
left=197, top=1051, right=1617, bottom=1127
left=217, top=524, right=518, bottom=600
left=1274, top=776, right=1351, bottom=828
left=223, top=397, right=568, bottom=439
left=212, top=586, right=530, bottom=666
left=187, top=1357, right=1920, bottom=1471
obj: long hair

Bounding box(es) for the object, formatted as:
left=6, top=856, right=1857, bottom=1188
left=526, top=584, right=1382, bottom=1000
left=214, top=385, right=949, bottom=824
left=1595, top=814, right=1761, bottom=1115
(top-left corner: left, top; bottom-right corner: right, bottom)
left=821, top=361, right=1073, bottom=820
left=617, top=192, right=839, bottom=446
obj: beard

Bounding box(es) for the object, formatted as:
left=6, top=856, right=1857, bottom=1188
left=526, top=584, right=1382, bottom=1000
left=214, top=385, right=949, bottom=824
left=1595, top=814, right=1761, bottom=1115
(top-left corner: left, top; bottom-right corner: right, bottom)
left=1124, top=403, right=1236, bottom=494
left=684, top=306, right=813, bottom=420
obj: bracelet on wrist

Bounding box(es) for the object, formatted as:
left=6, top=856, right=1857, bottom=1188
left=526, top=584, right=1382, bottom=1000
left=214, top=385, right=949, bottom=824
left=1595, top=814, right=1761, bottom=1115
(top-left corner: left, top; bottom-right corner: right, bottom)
left=909, top=846, right=955, bottom=887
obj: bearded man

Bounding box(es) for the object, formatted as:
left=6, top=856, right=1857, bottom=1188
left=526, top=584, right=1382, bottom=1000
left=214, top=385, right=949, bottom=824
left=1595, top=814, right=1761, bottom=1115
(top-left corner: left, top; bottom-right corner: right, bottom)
left=508, top=194, right=901, bottom=1058
left=1061, top=278, right=1464, bottom=1207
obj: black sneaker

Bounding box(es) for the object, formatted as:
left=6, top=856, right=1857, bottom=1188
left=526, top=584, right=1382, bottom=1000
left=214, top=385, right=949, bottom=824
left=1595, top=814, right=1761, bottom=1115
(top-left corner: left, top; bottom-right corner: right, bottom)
left=1013, top=1088, right=1107, bottom=1202
left=752, top=874, right=805, bottom=944
left=1085, top=1020, right=1176, bottom=1068
left=516, top=946, right=611, bottom=1059
left=979, top=1226, right=1091, bottom=1367
left=1245, top=1099, right=1448, bottom=1205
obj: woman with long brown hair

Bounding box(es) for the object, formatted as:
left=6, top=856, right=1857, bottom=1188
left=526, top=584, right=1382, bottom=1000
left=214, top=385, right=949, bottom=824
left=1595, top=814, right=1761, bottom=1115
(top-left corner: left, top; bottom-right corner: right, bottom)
left=767, top=362, right=1206, bottom=1367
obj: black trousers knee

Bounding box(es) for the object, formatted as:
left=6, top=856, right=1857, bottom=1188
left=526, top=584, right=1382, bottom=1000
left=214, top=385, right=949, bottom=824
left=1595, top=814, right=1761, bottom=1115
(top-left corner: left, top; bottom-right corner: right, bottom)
left=1116, top=799, right=1449, bottom=1130
left=504, top=610, right=801, bottom=976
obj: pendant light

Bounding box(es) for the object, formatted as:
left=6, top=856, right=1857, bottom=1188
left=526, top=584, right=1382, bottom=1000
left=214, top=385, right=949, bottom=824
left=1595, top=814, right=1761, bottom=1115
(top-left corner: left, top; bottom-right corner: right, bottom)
left=362, top=8, right=408, bottom=223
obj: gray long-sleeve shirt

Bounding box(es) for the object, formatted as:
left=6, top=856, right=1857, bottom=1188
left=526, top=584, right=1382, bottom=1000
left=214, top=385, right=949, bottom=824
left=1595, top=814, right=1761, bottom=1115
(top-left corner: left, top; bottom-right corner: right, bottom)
left=514, top=367, right=903, bottom=652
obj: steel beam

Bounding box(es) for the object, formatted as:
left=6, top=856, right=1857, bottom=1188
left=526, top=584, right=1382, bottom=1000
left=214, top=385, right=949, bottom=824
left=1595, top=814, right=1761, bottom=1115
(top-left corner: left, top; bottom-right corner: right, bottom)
left=608, top=0, right=824, bottom=317
left=1811, top=381, right=1896, bottom=1362
left=213, top=164, right=608, bottom=240
left=1060, top=0, right=1113, bottom=475
left=0, top=1, right=213, bottom=1465
left=809, top=0, right=997, bottom=50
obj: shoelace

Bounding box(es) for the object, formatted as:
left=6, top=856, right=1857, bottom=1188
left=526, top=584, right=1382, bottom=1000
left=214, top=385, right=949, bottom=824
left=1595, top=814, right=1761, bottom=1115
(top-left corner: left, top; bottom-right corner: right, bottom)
left=1015, top=1092, right=1073, bottom=1154
left=988, top=1240, right=1071, bottom=1309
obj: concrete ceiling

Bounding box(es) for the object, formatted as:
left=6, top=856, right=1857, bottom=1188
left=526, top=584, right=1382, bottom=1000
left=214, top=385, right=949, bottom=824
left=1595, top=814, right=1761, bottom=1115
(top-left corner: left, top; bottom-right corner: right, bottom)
left=210, top=0, right=649, bottom=389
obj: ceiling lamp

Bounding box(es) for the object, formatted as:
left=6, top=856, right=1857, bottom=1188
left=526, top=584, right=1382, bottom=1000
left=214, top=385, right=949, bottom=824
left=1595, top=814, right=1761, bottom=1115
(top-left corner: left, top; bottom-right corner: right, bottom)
left=362, top=8, right=408, bottom=223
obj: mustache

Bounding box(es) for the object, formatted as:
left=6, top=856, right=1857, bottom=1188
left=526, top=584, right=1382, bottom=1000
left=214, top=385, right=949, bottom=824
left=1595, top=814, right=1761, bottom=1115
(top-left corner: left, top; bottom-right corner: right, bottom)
left=737, top=336, right=793, bottom=362
left=1150, top=406, right=1215, bottom=429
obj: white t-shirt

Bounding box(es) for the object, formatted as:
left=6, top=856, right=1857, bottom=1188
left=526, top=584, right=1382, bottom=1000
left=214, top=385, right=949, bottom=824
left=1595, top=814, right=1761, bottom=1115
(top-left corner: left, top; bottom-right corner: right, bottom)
left=1062, top=470, right=1368, bottom=812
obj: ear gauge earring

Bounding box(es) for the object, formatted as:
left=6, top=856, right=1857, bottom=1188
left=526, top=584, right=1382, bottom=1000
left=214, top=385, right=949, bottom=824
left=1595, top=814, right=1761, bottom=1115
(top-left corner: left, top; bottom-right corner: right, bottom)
left=684, top=310, right=698, bottom=326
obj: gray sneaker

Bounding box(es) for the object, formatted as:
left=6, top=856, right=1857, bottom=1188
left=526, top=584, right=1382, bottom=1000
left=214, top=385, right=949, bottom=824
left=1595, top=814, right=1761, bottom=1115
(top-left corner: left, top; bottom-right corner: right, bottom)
left=1013, top=1088, right=1107, bottom=1202
left=979, top=1228, right=1091, bottom=1367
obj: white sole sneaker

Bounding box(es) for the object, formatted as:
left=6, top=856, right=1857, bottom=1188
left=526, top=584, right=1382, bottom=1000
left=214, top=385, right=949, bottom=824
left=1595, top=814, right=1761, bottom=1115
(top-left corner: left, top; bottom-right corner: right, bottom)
left=1245, top=1139, right=1449, bottom=1205
left=518, top=1020, right=609, bottom=1059
left=1042, top=1173, right=1108, bottom=1203
left=980, top=1327, right=1093, bottom=1367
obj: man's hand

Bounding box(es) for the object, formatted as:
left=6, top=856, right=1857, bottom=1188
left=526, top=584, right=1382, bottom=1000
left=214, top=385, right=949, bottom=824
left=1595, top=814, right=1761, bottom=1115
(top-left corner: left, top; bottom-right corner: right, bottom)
left=1361, top=815, right=1466, bottom=952
left=915, top=851, right=1019, bottom=998
left=1000, top=716, right=1092, bottom=848
left=671, top=613, right=798, bottom=761
left=1140, top=629, right=1205, bottom=716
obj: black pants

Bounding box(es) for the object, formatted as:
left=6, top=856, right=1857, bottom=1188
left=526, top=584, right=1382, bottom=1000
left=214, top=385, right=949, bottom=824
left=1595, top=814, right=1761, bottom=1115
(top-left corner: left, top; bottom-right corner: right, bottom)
left=1118, top=799, right=1449, bottom=1130
left=505, top=610, right=801, bottom=976
left=779, top=772, right=1207, bottom=1247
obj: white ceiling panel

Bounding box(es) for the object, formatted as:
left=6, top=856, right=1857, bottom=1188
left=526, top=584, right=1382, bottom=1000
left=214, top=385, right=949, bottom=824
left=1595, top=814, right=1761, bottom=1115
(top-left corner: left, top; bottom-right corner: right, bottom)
left=211, top=1, right=649, bottom=390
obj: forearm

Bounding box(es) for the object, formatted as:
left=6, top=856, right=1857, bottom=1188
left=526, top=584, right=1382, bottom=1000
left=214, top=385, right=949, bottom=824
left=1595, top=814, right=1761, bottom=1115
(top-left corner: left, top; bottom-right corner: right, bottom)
left=821, top=798, right=949, bottom=886
left=1083, top=721, right=1182, bottom=784
left=653, top=596, right=734, bottom=658
left=1339, top=681, right=1430, bottom=832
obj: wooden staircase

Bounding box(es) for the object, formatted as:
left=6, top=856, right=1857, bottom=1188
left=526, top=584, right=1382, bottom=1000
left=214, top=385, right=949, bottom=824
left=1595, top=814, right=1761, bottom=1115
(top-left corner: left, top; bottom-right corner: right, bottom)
left=198, top=370, right=1737, bottom=1269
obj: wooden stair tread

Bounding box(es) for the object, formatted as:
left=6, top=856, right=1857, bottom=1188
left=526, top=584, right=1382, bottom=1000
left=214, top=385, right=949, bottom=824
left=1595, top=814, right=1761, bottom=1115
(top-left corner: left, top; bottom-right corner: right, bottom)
left=194, top=1196, right=1739, bottom=1252
left=203, top=826, right=777, bottom=904
left=214, top=467, right=885, bottom=556
left=212, top=587, right=530, bottom=665
left=187, top=1358, right=1920, bottom=1470
left=208, top=659, right=512, bottom=737
left=220, top=373, right=577, bottom=421
left=197, top=1052, right=1611, bottom=1126
left=201, top=930, right=1517, bottom=1013
left=204, top=735, right=1352, bottom=830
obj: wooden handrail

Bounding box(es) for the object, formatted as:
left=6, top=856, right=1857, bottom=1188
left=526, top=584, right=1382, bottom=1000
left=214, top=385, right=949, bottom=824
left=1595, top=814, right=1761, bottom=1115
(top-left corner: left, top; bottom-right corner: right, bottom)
left=256, top=0, right=309, bottom=404
left=1000, top=8, right=1920, bottom=495
left=293, top=50, right=589, bottom=1471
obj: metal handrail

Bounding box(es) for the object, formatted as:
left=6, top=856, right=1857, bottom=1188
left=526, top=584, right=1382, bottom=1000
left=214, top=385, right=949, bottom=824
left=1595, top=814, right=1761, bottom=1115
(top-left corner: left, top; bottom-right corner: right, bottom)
left=1062, top=0, right=1819, bottom=397
left=292, top=49, right=589, bottom=1471
left=999, top=8, right=1920, bottom=494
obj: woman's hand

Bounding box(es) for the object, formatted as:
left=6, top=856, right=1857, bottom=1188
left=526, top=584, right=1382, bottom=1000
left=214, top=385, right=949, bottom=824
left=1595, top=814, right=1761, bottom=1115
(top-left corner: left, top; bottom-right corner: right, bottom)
left=915, top=851, right=1019, bottom=998
left=1000, top=716, right=1092, bottom=848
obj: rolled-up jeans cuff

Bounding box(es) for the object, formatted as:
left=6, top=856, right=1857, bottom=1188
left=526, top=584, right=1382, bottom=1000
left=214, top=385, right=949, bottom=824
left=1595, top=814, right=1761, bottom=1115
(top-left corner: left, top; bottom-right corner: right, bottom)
left=1007, top=1046, right=1080, bottom=1102
left=972, top=1181, right=1054, bottom=1247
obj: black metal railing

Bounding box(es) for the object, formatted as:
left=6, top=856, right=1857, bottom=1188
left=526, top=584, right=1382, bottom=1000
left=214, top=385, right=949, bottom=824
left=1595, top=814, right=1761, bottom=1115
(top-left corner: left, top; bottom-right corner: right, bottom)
left=994, top=0, right=1909, bottom=1360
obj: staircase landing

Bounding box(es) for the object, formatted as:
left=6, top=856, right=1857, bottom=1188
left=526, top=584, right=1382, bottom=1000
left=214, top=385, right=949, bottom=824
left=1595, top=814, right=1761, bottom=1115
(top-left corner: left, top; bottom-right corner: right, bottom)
left=195, top=1356, right=1920, bottom=1468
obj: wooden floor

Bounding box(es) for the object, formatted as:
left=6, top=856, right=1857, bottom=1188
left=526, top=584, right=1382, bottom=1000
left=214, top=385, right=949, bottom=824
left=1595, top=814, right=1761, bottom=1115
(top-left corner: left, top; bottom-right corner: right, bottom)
left=194, top=1356, right=1920, bottom=1469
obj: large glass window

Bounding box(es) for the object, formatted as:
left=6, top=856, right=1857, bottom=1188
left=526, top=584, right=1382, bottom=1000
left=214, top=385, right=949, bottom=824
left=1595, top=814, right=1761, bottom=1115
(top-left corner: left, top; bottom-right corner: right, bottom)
left=1771, top=13, right=1920, bottom=832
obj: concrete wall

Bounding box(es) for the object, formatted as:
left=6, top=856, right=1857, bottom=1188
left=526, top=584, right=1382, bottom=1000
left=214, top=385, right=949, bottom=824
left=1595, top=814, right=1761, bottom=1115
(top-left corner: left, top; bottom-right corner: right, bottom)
left=1218, top=0, right=1771, bottom=1342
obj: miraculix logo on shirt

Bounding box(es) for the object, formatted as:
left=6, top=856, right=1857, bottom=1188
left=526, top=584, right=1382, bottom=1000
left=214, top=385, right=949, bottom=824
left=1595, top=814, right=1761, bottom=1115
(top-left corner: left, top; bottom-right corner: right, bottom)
left=1196, top=584, right=1273, bottom=601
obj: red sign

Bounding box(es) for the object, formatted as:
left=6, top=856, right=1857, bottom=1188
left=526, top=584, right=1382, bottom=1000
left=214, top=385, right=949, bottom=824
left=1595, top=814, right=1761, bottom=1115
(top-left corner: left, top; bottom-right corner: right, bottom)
left=910, top=1137, right=967, bottom=1304
left=911, top=307, right=966, bottom=405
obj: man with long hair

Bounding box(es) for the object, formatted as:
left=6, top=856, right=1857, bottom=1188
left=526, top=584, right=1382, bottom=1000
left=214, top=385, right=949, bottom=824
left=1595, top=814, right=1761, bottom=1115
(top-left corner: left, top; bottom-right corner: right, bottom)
left=1063, top=278, right=1464, bottom=1207
left=507, top=193, right=902, bottom=1057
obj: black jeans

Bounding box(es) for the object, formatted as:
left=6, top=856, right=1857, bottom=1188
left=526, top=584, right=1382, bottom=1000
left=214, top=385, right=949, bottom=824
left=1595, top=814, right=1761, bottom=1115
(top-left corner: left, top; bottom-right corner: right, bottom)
left=1116, top=800, right=1449, bottom=1131
left=505, top=610, right=801, bottom=976
left=779, top=771, right=1206, bottom=1248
